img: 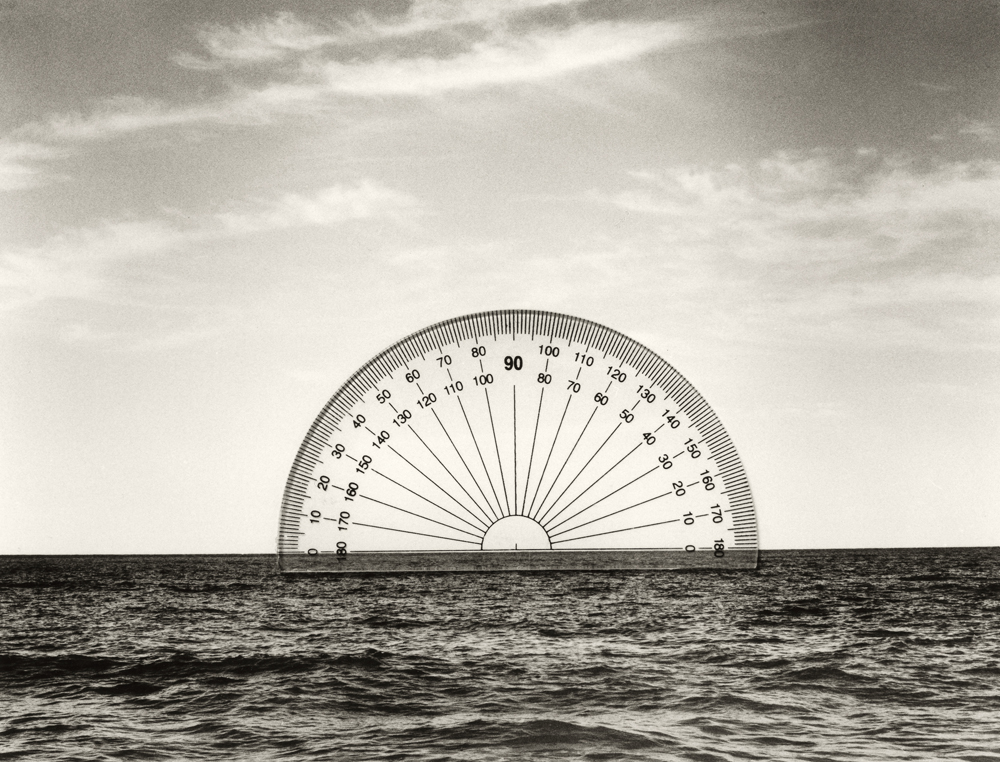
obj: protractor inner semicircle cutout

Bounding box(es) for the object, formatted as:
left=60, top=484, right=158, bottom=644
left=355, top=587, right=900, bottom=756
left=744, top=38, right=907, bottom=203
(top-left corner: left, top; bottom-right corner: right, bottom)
left=277, top=310, right=758, bottom=573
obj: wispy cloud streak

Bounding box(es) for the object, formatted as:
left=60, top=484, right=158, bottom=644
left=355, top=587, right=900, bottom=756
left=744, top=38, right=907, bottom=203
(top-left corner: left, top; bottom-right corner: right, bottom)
left=176, top=0, right=593, bottom=69
left=175, top=12, right=339, bottom=69
left=321, top=22, right=687, bottom=96
left=9, top=6, right=690, bottom=160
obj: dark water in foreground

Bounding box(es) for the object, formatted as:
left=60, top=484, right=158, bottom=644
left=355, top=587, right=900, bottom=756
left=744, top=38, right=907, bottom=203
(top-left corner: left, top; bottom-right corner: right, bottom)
left=1, top=549, right=998, bottom=761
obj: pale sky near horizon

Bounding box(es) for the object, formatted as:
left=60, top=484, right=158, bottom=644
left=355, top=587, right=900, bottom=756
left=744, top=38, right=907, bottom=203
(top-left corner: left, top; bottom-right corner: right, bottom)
left=1, top=0, right=998, bottom=554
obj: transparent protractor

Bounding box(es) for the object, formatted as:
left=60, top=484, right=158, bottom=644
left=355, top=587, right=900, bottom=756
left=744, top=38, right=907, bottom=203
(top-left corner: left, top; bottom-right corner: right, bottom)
left=278, top=310, right=758, bottom=573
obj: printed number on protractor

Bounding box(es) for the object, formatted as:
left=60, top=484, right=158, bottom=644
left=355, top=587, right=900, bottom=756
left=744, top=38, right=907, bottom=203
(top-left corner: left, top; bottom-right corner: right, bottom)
left=278, top=310, right=757, bottom=573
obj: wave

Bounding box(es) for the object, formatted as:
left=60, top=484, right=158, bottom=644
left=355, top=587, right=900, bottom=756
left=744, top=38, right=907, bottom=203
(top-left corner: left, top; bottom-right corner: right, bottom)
left=909, top=635, right=974, bottom=646
left=736, top=657, right=793, bottom=669
left=92, top=680, right=163, bottom=696
left=858, top=628, right=914, bottom=638
left=162, top=582, right=261, bottom=594
left=0, top=648, right=394, bottom=685
left=429, top=718, right=665, bottom=751
left=356, top=614, right=428, bottom=629
left=674, top=693, right=795, bottom=714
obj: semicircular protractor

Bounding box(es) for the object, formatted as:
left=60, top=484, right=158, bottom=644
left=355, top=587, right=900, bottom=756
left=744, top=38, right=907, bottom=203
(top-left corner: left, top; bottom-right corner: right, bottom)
left=277, top=310, right=758, bottom=572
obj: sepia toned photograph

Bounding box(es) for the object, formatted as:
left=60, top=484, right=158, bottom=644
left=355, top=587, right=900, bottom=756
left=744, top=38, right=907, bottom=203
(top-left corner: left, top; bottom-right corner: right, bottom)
left=1, top=1, right=998, bottom=759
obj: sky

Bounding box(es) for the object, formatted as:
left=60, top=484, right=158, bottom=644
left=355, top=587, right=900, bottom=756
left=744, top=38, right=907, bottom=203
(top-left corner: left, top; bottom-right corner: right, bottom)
left=1, top=0, right=998, bottom=554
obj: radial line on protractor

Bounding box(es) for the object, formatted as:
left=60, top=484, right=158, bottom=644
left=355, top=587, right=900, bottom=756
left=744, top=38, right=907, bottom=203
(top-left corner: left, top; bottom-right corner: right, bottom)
left=277, top=310, right=758, bottom=572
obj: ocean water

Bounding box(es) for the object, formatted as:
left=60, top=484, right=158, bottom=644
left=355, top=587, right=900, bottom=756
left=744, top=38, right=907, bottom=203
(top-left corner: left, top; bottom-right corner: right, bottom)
left=1, top=549, right=998, bottom=761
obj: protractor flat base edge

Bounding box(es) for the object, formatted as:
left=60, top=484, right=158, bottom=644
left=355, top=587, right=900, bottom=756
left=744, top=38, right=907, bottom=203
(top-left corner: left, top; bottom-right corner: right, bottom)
left=279, top=549, right=758, bottom=574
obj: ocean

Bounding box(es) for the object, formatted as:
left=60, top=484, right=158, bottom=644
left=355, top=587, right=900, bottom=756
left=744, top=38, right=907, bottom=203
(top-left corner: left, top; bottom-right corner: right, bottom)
left=1, top=548, right=998, bottom=761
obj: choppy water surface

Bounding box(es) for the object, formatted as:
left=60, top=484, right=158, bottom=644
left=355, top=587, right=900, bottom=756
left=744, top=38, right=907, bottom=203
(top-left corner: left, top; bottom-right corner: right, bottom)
left=2, top=549, right=999, bottom=761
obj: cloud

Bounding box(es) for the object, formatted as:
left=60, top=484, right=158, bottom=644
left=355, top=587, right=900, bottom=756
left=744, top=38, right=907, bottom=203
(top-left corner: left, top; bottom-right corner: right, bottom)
left=609, top=153, right=1000, bottom=266
left=916, top=81, right=956, bottom=93
left=36, top=88, right=321, bottom=145
left=216, top=181, right=420, bottom=234
left=0, top=181, right=419, bottom=311
left=175, top=12, right=339, bottom=69
left=0, top=220, right=186, bottom=308
left=931, top=115, right=1000, bottom=145
left=596, top=152, right=1000, bottom=349
left=321, top=21, right=688, bottom=96
left=0, top=140, right=58, bottom=191
left=42, top=97, right=215, bottom=142
left=366, top=0, right=587, bottom=37
left=7, top=6, right=688, bottom=166
left=958, top=118, right=999, bottom=144
left=176, top=0, right=592, bottom=69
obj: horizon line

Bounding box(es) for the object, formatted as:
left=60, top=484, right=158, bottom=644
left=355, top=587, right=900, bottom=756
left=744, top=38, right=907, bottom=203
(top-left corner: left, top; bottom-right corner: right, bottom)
left=1, top=545, right=996, bottom=557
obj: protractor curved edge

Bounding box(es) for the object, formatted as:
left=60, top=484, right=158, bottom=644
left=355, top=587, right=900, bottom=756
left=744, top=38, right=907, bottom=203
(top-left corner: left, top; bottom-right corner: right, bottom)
left=276, top=310, right=759, bottom=573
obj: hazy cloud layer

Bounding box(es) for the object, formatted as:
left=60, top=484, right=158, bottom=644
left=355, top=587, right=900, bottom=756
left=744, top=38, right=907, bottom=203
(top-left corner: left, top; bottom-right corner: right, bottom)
left=609, top=154, right=1000, bottom=267
left=0, top=181, right=419, bottom=311
left=590, top=153, right=1000, bottom=348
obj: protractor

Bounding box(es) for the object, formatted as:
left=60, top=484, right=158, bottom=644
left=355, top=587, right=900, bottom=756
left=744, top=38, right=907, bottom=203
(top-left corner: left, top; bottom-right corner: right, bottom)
left=277, top=310, right=758, bottom=573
